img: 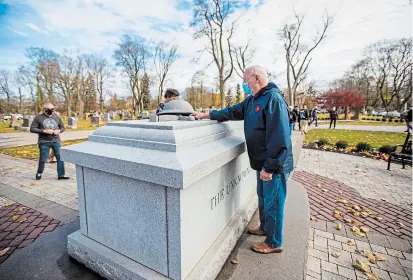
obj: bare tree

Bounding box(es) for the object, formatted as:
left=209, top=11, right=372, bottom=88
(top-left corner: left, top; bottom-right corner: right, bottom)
left=279, top=10, right=333, bottom=105
left=192, top=0, right=239, bottom=109
left=366, top=38, right=412, bottom=111
left=85, top=55, right=113, bottom=113
left=114, top=35, right=148, bottom=115
left=153, top=41, right=179, bottom=103
left=56, top=53, right=78, bottom=116
left=0, top=69, right=14, bottom=112
left=233, top=39, right=255, bottom=79
left=17, top=66, right=36, bottom=113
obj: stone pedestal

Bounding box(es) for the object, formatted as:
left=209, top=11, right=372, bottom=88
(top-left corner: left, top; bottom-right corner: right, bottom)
left=104, top=113, right=111, bottom=121
left=62, top=120, right=257, bottom=280
left=68, top=117, right=78, bottom=129
left=10, top=115, right=18, bottom=129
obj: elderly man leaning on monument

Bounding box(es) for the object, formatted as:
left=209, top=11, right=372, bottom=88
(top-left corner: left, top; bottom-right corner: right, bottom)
left=30, top=102, right=70, bottom=181
left=192, top=65, right=293, bottom=254
left=156, top=88, right=180, bottom=114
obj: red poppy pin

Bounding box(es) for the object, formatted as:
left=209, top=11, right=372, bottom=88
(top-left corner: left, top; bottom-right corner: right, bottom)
left=255, top=105, right=261, bottom=113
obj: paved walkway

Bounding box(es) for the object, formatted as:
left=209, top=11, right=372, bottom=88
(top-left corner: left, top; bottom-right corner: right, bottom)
left=0, top=130, right=93, bottom=149
left=297, top=149, right=412, bottom=208
left=295, top=149, right=412, bottom=280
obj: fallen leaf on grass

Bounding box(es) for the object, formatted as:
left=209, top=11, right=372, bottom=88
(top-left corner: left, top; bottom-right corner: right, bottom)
left=331, top=252, right=341, bottom=258
left=12, top=215, right=20, bottom=221
left=392, top=228, right=400, bottom=233
left=310, top=217, right=318, bottom=222
left=336, top=199, right=348, bottom=204
left=364, top=272, right=379, bottom=280
left=5, top=201, right=14, bottom=207
left=1, top=173, right=6, bottom=176
left=231, top=260, right=239, bottom=264
left=19, top=218, right=27, bottom=223
left=360, top=211, right=370, bottom=217
left=360, top=226, right=369, bottom=233
left=0, top=247, right=10, bottom=257
left=353, top=259, right=369, bottom=272
left=316, top=184, right=321, bottom=188
left=18, top=207, right=25, bottom=211
left=336, top=223, right=342, bottom=230
left=322, top=189, right=327, bottom=192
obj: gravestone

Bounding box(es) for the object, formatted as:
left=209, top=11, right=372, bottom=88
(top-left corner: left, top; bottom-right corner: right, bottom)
left=68, top=117, right=77, bottom=129
left=71, top=112, right=77, bottom=118
left=109, top=111, right=116, bottom=119
left=90, top=116, right=100, bottom=126
left=104, top=113, right=111, bottom=121
left=62, top=118, right=257, bottom=280
left=141, top=111, right=150, bottom=119
left=19, top=117, right=34, bottom=131
left=10, top=115, right=18, bottom=129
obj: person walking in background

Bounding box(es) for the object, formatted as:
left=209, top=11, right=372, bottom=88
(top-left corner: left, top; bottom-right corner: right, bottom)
left=405, top=107, right=412, bottom=133
left=299, top=105, right=309, bottom=134
left=309, top=106, right=318, bottom=127
left=293, top=105, right=300, bottom=131
left=289, top=107, right=296, bottom=137
left=156, top=88, right=180, bottom=114
left=192, top=65, right=293, bottom=254
left=329, top=107, right=338, bottom=129
left=30, top=102, right=70, bottom=181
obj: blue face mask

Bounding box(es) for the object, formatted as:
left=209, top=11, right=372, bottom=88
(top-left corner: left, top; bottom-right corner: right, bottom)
left=242, top=82, right=253, bottom=95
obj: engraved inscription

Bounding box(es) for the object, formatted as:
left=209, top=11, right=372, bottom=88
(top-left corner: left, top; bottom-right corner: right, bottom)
left=209, top=167, right=252, bottom=210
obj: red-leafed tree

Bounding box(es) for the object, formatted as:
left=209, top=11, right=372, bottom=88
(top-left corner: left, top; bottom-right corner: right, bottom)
left=317, top=89, right=365, bottom=120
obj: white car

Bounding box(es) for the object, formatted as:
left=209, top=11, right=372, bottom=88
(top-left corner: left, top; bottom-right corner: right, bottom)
left=387, top=111, right=401, bottom=118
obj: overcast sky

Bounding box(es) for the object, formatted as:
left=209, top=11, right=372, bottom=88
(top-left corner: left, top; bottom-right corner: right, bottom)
left=0, top=0, right=411, bottom=97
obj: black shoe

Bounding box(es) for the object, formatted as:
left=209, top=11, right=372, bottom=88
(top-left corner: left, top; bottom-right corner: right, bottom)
left=58, top=176, right=70, bottom=180
left=36, top=173, right=42, bottom=180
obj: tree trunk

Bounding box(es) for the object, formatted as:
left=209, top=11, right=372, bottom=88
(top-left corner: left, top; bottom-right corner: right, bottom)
left=344, top=106, right=349, bottom=120
left=219, top=75, right=225, bottom=109
left=353, top=107, right=360, bottom=120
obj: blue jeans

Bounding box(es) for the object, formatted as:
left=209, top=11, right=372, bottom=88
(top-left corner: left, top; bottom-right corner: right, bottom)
left=309, top=118, right=318, bottom=127
left=37, top=142, right=65, bottom=178
left=289, top=123, right=294, bottom=136
left=256, top=171, right=290, bottom=248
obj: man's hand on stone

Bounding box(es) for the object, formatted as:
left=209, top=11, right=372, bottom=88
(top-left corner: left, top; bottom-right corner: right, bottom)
left=260, top=170, right=273, bottom=181
left=191, top=113, right=210, bottom=120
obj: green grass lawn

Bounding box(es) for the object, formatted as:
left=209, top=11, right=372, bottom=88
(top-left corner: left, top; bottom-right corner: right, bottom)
left=0, top=139, right=88, bottom=160
left=317, top=120, right=404, bottom=126
left=304, top=129, right=407, bottom=149
left=0, top=121, right=24, bottom=133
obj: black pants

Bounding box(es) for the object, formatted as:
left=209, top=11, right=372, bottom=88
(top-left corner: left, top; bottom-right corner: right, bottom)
left=329, top=119, right=336, bottom=128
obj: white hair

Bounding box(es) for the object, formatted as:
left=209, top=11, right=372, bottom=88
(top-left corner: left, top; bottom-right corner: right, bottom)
left=245, top=65, right=269, bottom=84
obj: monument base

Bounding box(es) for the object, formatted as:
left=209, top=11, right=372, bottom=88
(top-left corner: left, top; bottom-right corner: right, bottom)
left=18, top=127, right=30, bottom=131
left=68, top=191, right=258, bottom=280
left=67, top=125, right=77, bottom=129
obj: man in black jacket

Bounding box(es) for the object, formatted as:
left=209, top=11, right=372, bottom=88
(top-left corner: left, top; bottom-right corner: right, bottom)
left=30, top=102, right=70, bottom=180
left=329, top=107, right=338, bottom=129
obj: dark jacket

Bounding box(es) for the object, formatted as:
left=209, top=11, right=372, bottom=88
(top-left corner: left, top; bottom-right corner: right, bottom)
left=407, top=108, right=412, bottom=122
left=311, top=108, right=318, bottom=119
left=330, top=110, right=338, bottom=119
left=210, top=82, right=293, bottom=174
left=30, top=113, right=65, bottom=144
left=298, top=109, right=308, bottom=121
left=156, top=102, right=165, bottom=114
left=289, top=111, right=296, bottom=123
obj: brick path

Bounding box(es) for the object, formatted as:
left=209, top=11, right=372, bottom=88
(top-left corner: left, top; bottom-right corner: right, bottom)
left=0, top=197, right=62, bottom=264
left=297, top=149, right=412, bottom=208
left=293, top=171, right=412, bottom=240
left=296, top=149, right=412, bottom=280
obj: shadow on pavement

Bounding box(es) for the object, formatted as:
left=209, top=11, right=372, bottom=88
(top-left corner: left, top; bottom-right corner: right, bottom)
left=0, top=219, right=103, bottom=280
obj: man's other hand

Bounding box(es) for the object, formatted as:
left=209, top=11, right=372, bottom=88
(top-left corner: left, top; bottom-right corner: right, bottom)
left=190, top=112, right=210, bottom=120
left=43, top=129, right=54, bottom=134
left=260, top=170, right=273, bottom=181
left=53, top=130, right=61, bottom=135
